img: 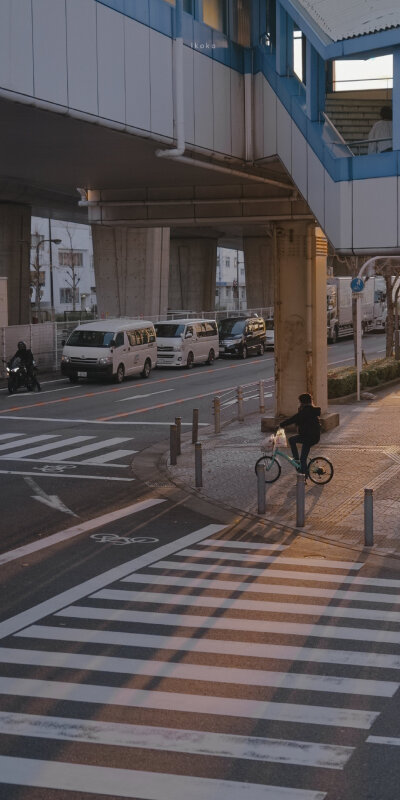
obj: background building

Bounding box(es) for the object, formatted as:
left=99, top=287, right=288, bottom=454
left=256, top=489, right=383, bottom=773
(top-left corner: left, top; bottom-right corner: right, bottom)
left=216, top=248, right=246, bottom=311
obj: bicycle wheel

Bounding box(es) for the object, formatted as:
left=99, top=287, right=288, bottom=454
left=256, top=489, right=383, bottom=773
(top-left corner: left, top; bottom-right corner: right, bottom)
left=307, top=456, right=334, bottom=485
left=254, top=455, right=281, bottom=483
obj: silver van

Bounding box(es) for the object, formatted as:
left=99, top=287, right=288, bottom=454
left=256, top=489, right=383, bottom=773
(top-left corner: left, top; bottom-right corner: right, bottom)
left=155, top=318, right=219, bottom=368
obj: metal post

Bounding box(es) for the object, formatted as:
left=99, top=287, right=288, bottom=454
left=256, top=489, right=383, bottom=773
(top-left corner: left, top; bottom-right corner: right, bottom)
left=213, top=396, right=221, bottom=433
left=356, top=292, right=362, bottom=401
left=170, top=424, right=177, bottom=466
left=259, top=380, right=265, bottom=414
left=364, top=488, right=374, bottom=546
left=175, top=416, right=181, bottom=455
left=195, top=442, right=202, bottom=487
left=192, top=408, right=199, bottom=444
left=256, top=462, right=266, bottom=514
left=237, top=385, right=244, bottom=422
left=296, top=473, right=306, bottom=527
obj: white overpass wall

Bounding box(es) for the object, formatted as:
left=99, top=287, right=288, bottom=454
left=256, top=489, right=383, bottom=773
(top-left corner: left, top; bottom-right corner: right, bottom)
left=0, top=0, right=244, bottom=158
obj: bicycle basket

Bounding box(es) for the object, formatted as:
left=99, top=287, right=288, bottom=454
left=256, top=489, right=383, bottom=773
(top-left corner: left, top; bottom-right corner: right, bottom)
left=261, top=434, right=275, bottom=453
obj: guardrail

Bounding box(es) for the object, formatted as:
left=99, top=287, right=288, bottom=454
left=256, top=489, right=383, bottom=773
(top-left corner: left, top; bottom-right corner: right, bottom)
left=212, top=379, right=273, bottom=432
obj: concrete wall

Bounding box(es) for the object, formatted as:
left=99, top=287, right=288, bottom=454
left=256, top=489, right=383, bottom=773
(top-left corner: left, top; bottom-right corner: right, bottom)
left=0, top=204, right=31, bottom=325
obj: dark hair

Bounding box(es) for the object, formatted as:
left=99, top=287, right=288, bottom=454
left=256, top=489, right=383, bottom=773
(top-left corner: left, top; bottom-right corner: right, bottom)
left=380, top=106, right=392, bottom=121
left=299, top=392, right=312, bottom=404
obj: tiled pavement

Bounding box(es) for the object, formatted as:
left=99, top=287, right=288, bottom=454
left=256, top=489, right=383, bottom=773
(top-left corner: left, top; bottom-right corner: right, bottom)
left=166, top=387, right=400, bottom=557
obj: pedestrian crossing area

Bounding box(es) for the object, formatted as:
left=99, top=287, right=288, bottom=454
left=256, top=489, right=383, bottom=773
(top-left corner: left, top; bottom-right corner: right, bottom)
left=0, top=527, right=399, bottom=798
left=0, top=431, right=137, bottom=466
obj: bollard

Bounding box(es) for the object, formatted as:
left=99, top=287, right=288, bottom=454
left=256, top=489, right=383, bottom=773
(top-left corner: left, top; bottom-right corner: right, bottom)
left=237, top=386, right=244, bottom=422
left=175, top=416, right=182, bottom=456
left=364, top=488, right=374, bottom=546
left=259, top=380, right=265, bottom=414
left=256, top=462, right=266, bottom=514
left=213, top=396, right=221, bottom=434
left=296, top=473, right=306, bottom=527
left=192, top=408, right=199, bottom=444
left=195, top=442, right=202, bottom=488
left=170, top=424, right=177, bottom=466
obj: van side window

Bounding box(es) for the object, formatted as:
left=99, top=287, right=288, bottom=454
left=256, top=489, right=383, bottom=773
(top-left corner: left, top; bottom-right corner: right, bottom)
left=147, top=327, right=156, bottom=343
left=186, top=326, right=194, bottom=337
left=127, top=330, right=142, bottom=346
left=204, top=322, right=217, bottom=336
left=141, top=328, right=149, bottom=345
left=114, top=332, right=124, bottom=347
left=195, top=323, right=205, bottom=337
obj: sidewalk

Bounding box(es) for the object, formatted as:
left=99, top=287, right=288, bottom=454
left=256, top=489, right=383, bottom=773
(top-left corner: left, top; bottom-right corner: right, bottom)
left=165, top=386, right=400, bottom=557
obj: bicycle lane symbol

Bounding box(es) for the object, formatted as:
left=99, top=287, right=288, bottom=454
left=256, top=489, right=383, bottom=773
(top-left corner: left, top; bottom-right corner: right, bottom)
left=90, top=534, right=159, bottom=546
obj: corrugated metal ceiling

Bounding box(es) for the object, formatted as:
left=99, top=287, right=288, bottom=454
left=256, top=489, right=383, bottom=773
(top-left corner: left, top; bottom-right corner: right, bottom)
left=295, top=0, right=400, bottom=41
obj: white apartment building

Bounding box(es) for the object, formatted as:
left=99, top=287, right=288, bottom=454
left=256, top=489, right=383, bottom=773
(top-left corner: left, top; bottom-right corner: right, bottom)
left=30, top=218, right=96, bottom=319
left=216, top=248, right=247, bottom=311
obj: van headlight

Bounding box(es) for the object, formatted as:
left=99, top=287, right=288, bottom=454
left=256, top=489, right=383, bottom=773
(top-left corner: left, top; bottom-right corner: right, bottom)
left=98, top=356, right=113, bottom=365
left=173, top=345, right=181, bottom=351
left=61, top=355, right=70, bottom=364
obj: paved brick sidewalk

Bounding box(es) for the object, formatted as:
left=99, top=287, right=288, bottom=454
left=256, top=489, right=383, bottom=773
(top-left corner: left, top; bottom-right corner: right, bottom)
left=167, top=386, right=400, bottom=557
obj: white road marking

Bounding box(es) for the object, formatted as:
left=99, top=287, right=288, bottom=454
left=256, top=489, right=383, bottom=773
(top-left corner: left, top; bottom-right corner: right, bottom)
left=82, top=449, right=138, bottom=465
left=0, top=647, right=395, bottom=697
left=45, top=437, right=132, bottom=462
left=179, top=549, right=363, bottom=570
left=0, top=433, right=25, bottom=441
left=0, top=498, right=166, bottom=571
left=57, top=606, right=400, bottom=644
left=0, top=676, right=378, bottom=728
left=367, top=736, right=400, bottom=746
left=0, top=523, right=223, bottom=637
left=0, top=712, right=353, bottom=769
left=24, top=477, right=78, bottom=517
left=118, top=388, right=174, bottom=402
left=201, top=538, right=287, bottom=551
left=121, top=571, right=400, bottom=605
left=0, top=756, right=326, bottom=800
left=19, top=626, right=400, bottom=671
left=0, top=434, right=60, bottom=451
left=91, top=587, right=400, bottom=623
left=3, top=435, right=92, bottom=459
left=0, top=469, right=133, bottom=481
left=0, top=415, right=207, bottom=425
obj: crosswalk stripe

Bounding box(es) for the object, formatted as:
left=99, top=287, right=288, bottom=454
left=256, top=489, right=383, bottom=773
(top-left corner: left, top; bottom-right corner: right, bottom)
left=121, top=572, right=400, bottom=605
left=367, top=735, right=400, bottom=746
left=18, top=625, right=400, bottom=670
left=0, top=434, right=60, bottom=452
left=154, top=561, right=400, bottom=588
left=46, top=437, right=132, bottom=461
left=201, top=539, right=288, bottom=551
left=0, top=676, right=378, bottom=728
left=82, top=449, right=137, bottom=465
left=0, top=433, right=25, bottom=441
left=0, top=712, right=353, bottom=768
left=178, top=549, right=363, bottom=570
left=0, top=756, right=327, bottom=799
left=56, top=605, right=400, bottom=644
left=0, top=647, right=395, bottom=697
left=92, top=587, right=400, bottom=623
left=7, top=435, right=93, bottom=459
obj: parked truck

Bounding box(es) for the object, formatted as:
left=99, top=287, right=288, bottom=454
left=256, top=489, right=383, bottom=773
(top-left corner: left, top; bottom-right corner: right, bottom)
left=327, top=276, right=386, bottom=343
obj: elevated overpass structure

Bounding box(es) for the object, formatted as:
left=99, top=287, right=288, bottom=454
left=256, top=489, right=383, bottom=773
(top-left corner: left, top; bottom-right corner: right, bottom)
left=1, top=0, right=400, bottom=414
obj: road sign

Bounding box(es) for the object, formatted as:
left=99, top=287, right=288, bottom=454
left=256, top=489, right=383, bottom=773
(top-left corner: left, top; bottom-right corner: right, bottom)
left=351, top=277, right=365, bottom=293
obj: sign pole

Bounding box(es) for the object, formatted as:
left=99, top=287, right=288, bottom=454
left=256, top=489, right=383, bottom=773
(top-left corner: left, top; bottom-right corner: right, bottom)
left=356, top=292, right=362, bottom=401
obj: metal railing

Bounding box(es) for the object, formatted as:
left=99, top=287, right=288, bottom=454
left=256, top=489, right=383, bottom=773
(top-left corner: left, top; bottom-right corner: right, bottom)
left=213, top=379, right=272, bottom=432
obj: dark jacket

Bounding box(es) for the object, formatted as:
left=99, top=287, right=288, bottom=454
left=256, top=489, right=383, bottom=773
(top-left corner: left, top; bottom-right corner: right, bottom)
left=281, top=404, right=321, bottom=444
left=10, top=349, right=34, bottom=368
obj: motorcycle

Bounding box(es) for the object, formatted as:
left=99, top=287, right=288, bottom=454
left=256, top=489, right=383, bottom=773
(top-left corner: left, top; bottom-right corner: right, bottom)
left=3, top=357, right=41, bottom=394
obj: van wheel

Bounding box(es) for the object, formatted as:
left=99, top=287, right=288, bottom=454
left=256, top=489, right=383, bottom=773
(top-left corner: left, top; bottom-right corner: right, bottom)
left=115, top=364, right=125, bottom=383
left=186, top=352, right=194, bottom=369
left=241, top=345, right=247, bottom=359
left=69, top=374, right=78, bottom=383
left=141, top=359, right=151, bottom=379
left=206, top=349, right=215, bottom=365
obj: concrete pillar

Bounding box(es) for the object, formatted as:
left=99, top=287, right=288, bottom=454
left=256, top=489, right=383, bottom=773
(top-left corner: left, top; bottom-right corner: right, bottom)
left=274, top=221, right=328, bottom=417
left=91, top=226, right=170, bottom=318
left=243, top=234, right=274, bottom=310
left=169, top=238, right=217, bottom=312
left=0, top=203, right=31, bottom=325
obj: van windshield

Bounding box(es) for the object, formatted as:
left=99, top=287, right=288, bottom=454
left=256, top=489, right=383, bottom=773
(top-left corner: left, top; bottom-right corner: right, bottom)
left=218, top=319, right=245, bottom=336
left=155, top=324, right=185, bottom=338
left=66, top=330, right=116, bottom=348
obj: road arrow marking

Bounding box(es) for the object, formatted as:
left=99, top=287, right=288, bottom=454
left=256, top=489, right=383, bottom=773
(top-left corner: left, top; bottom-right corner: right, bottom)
left=24, top=477, right=78, bottom=517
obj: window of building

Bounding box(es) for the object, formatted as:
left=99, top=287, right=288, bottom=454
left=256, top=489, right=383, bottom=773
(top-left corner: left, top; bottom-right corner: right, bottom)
left=164, top=0, right=193, bottom=9
left=293, top=29, right=304, bottom=83
left=225, top=257, right=230, bottom=267
left=203, top=0, right=227, bottom=34
left=60, top=288, right=79, bottom=304
left=231, top=0, right=250, bottom=47
left=333, top=55, right=393, bottom=92
left=31, top=233, right=45, bottom=248
left=58, top=251, right=83, bottom=267
left=30, top=270, right=45, bottom=286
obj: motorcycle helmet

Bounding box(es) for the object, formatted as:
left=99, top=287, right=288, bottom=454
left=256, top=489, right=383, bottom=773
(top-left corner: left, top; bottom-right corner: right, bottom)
left=17, top=341, right=27, bottom=351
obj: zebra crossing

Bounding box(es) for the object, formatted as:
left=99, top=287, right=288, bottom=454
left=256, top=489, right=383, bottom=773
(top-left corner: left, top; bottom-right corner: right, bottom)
left=0, top=527, right=399, bottom=798
left=0, top=431, right=137, bottom=467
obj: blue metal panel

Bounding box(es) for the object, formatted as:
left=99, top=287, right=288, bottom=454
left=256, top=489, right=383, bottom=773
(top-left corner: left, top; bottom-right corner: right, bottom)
left=213, top=29, right=231, bottom=66
left=276, top=3, right=288, bottom=76
left=149, top=0, right=173, bottom=35
left=123, top=0, right=150, bottom=25
left=352, top=152, right=397, bottom=180
left=393, top=51, right=400, bottom=151
left=182, top=10, right=194, bottom=43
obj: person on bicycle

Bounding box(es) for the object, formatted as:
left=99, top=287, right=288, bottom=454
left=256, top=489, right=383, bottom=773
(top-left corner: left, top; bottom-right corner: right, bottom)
left=279, top=392, right=321, bottom=475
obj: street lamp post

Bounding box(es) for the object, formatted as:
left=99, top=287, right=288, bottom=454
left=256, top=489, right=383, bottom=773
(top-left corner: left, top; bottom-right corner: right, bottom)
left=35, top=237, right=61, bottom=320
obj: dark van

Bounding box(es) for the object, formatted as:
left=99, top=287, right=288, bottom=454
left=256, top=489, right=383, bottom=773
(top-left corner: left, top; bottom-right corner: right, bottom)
left=218, top=316, right=266, bottom=359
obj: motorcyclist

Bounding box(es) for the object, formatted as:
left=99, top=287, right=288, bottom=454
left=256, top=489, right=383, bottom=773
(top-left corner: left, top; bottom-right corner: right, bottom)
left=9, top=341, right=41, bottom=391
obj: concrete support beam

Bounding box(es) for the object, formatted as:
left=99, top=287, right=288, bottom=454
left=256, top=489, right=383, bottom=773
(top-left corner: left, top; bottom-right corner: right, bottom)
left=0, top=203, right=31, bottom=325
left=91, top=226, right=170, bottom=318
left=274, top=220, right=328, bottom=417
left=169, top=238, right=217, bottom=313
left=243, top=234, right=274, bottom=310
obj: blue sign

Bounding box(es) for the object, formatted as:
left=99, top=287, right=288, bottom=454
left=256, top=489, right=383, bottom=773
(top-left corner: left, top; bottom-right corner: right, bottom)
left=351, top=277, right=365, bottom=293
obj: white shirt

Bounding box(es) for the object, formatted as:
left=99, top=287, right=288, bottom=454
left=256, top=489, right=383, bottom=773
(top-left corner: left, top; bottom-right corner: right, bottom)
left=368, top=120, right=392, bottom=153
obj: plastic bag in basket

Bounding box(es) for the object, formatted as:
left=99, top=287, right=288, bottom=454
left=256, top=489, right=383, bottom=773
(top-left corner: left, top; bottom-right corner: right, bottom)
left=261, top=434, right=275, bottom=452
left=275, top=427, right=288, bottom=447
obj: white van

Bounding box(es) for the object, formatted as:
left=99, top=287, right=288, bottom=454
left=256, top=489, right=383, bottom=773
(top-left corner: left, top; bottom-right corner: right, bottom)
left=154, top=318, right=219, bottom=368
left=61, top=318, right=156, bottom=383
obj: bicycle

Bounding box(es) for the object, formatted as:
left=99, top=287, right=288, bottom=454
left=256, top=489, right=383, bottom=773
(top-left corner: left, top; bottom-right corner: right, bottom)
left=255, top=434, right=334, bottom=485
